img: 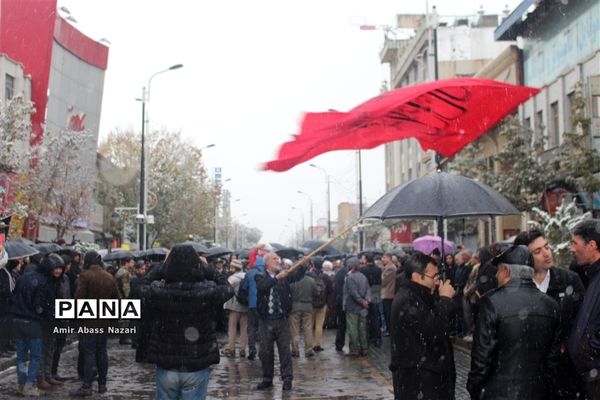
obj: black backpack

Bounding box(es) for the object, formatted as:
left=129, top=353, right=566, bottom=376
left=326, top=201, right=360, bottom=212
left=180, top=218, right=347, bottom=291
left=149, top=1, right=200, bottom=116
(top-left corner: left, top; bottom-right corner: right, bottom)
left=312, top=274, right=327, bottom=309
left=236, top=275, right=250, bottom=306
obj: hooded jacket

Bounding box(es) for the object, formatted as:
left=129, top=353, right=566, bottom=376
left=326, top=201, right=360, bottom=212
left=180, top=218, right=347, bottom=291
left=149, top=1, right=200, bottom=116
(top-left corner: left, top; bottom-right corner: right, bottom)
left=11, top=254, right=64, bottom=322
left=144, top=274, right=233, bottom=371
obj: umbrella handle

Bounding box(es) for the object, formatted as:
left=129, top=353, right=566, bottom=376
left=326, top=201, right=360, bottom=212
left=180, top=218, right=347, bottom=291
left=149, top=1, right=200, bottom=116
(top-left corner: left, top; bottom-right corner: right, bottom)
left=287, top=219, right=363, bottom=274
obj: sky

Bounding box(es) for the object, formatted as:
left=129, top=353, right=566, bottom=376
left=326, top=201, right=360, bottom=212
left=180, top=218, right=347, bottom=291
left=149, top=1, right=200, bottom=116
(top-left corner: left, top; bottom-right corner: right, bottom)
left=57, top=0, right=521, bottom=244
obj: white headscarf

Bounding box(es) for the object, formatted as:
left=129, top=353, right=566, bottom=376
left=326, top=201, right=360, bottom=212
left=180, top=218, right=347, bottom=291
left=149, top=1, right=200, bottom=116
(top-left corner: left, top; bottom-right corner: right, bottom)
left=0, top=250, right=14, bottom=292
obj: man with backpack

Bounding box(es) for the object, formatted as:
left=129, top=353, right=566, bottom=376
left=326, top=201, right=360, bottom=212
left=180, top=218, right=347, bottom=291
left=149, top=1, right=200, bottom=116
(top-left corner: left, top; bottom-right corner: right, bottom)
left=307, top=256, right=333, bottom=352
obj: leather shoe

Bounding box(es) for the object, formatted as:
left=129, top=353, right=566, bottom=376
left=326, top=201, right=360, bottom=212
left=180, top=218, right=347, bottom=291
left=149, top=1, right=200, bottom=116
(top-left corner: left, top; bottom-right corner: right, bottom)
left=47, top=378, right=63, bottom=386
left=37, top=380, right=52, bottom=390
left=313, top=346, right=324, bottom=352
left=283, top=381, right=292, bottom=391
left=256, top=381, right=273, bottom=390
left=291, top=351, right=299, bottom=358
left=247, top=352, right=256, bottom=361
left=98, top=385, right=107, bottom=394
left=70, top=386, right=92, bottom=397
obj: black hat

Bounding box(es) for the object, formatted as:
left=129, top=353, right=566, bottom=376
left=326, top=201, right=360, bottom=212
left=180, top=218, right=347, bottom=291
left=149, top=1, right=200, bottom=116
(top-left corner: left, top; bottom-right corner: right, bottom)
left=492, top=245, right=533, bottom=268
left=311, top=256, right=324, bottom=270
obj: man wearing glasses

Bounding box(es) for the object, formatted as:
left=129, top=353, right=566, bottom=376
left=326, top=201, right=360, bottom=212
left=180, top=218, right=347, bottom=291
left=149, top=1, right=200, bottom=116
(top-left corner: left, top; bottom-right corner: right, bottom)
left=389, top=252, right=457, bottom=400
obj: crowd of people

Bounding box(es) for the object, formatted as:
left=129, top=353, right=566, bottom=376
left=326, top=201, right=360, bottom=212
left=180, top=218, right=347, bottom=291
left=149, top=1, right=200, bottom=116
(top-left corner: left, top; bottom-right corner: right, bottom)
left=0, top=219, right=599, bottom=399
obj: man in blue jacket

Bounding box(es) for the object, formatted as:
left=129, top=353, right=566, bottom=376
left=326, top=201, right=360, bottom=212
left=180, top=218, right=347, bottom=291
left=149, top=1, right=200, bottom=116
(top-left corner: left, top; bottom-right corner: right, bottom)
left=243, top=256, right=264, bottom=361
left=568, top=219, right=600, bottom=400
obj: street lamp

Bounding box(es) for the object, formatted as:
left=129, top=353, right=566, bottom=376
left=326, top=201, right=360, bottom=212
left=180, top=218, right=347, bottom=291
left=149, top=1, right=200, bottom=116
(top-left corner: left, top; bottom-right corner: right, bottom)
left=201, top=143, right=216, bottom=151
left=291, top=207, right=305, bottom=243
left=357, top=150, right=364, bottom=251
left=297, top=190, right=313, bottom=240
left=139, top=63, right=183, bottom=250
left=309, top=163, right=331, bottom=238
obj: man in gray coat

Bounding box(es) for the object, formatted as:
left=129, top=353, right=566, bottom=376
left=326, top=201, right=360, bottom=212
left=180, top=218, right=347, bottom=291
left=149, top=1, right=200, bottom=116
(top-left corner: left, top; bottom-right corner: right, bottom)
left=343, top=257, right=370, bottom=356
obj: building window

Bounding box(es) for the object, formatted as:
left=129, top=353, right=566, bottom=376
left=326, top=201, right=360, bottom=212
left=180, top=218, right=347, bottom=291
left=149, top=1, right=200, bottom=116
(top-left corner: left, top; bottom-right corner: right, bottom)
left=5, top=74, right=14, bottom=100
left=550, top=101, right=559, bottom=147
left=593, top=94, right=600, bottom=118
left=536, top=110, right=545, bottom=147
left=566, top=92, right=575, bottom=132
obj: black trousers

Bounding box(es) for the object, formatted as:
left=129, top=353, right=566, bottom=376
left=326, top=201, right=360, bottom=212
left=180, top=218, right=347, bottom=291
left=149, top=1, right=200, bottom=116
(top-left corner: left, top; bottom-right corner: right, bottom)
left=247, top=309, right=260, bottom=355
left=335, top=303, right=346, bottom=350
left=382, top=299, right=392, bottom=334
left=367, top=302, right=381, bottom=344
left=259, top=318, right=292, bottom=383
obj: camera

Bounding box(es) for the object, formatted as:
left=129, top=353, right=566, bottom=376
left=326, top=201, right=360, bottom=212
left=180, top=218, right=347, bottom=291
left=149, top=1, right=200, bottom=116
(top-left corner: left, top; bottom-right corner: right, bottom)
left=135, top=214, right=146, bottom=224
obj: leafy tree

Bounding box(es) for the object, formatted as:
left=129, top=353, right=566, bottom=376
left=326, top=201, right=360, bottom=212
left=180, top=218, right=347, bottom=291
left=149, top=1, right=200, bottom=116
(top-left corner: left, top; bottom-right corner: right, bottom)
left=452, top=115, right=552, bottom=211
left=529, top=199, right=591, bottom=267
left=0, top=96, right=37, bottom=225
left=28, top=129, right=94, bottom=239
left=554, top=82, right=600, bottom=216
left=98, top=129, right=219, bottom=248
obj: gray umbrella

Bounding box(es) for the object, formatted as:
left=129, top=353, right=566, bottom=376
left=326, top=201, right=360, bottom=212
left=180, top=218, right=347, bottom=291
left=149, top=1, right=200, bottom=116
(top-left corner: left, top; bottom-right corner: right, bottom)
left=5, top=241, right=39, bottom=260
left=178, top=241, right=209, bottom=255
left=33, top=242, right=63, bottom=255
left=103, top=250, right=135, bottom=262
left=363, top=171, right=519, bottom=277
left=363, top=171, right=519, bottom=220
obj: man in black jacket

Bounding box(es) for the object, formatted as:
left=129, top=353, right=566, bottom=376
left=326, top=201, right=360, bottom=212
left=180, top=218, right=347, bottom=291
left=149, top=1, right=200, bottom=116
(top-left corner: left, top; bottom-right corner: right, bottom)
left=389, top=253, right=457, bottom=400
left=568, top=219, right=600, bottom=400
left=140, top=244, right=233, bottom=400
left=255, top=252, right=300, bottom=392
left=467, top=245, right=561, bottom=400
left=514, top=229, right=585, bottom=399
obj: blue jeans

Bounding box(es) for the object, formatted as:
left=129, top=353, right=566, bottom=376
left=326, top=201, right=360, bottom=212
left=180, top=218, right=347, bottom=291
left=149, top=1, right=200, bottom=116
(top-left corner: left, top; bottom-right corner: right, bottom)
left=155, top=367, right=210, bottom=400
left=13, top=319, right=43, bottom=385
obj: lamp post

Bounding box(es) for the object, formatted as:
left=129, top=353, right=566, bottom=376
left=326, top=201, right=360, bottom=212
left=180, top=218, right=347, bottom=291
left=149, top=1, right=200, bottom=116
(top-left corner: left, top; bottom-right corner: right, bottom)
left=291, top=207, right=305, bottom=244
left=309, top=163, right=331, bottom=238
left=214, top=177, right=231, bottom=245
left=139, top=63, right=183, bottom=251
left=297, top=190, right=313, bottom=240
left=357, top=150, right=364, bottom=251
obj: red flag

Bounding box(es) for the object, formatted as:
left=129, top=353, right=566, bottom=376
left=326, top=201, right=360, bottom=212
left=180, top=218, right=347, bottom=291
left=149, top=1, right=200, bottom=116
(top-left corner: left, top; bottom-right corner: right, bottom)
left=263, top=78, right=539, bottom=172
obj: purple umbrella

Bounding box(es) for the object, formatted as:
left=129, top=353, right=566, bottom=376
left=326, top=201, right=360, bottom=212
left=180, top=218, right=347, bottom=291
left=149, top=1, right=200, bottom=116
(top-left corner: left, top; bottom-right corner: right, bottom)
left=413, top=235, right=455, bottom=255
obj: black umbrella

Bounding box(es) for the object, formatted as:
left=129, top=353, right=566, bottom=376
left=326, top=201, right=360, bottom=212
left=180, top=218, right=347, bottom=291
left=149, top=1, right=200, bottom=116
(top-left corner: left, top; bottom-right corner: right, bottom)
left=178, top=241, right=209, bottom=255
left=363, top=171, right=519, bottom=277
left=358, top=248, right=384, bottom=259
left=276, top=247, right=305, bottom=260
left=301, top=240, right=342, bottom=256
left=33, top=242, right=63, bottom=255
left=103, top=250, right=135, bottom=262
left=268, top=242, right=286, bottom=251
left=206, top=246, right=232, bottom=259
left=235, top=248, right=250, bottom=260
left=5, top=241, right=39, bottom=260
left=363, top=171, right=519, bottom=220
left=13, top=237, right=35, bottom=246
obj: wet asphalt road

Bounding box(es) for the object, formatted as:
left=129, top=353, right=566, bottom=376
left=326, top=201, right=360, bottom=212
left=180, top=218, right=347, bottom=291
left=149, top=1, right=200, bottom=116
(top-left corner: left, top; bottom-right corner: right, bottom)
left=0, top=330, right=471, bottom=399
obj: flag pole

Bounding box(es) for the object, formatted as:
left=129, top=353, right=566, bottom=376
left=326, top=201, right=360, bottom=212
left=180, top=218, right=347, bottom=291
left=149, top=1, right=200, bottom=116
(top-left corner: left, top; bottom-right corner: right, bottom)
left=286, top=219, right=363, bottom=274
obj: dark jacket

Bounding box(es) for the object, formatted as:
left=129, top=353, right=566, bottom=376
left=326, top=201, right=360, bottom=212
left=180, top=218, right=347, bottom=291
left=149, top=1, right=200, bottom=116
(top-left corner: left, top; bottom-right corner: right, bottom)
left=389, top=281, right=457, bottom=400
left=144, top=278, right=233, bottom=372
left=568, top=258, right=600, bottom=381
left=468, top=278, right=561, bottom=400
left=360, top=263, right=382, bottom=287
left=334, top=265, right=348, bottom=306
left=255, top=269, right=301, bottom=319
left=11, top=259, right=64, bottom=322
left=0, top=268, right=13, bottom=317
left=75, top=265, right=120, bottom=330
left=546, top=266, right=585, bottom=399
